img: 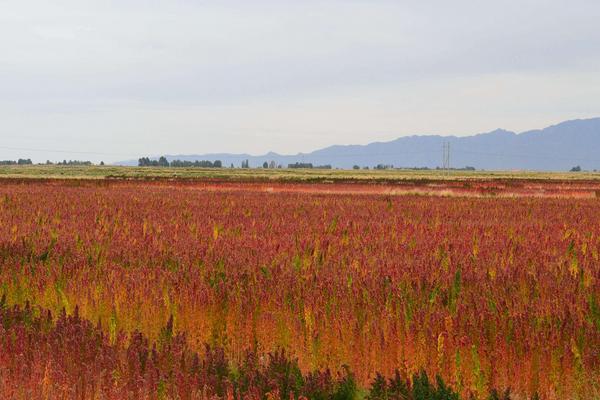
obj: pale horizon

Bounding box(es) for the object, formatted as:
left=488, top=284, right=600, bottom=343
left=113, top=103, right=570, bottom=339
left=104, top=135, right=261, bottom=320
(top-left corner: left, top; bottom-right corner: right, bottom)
left=2, top=1, right=600, bottom=163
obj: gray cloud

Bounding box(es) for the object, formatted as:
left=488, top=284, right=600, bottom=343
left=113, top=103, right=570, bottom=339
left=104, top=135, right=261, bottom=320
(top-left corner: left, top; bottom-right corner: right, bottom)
left=1, top=0, right=599, bottom=162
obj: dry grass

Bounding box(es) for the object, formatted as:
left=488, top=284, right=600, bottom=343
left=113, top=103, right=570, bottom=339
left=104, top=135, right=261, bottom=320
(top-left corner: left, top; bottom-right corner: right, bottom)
left=1, top=164, right=600, bottom=182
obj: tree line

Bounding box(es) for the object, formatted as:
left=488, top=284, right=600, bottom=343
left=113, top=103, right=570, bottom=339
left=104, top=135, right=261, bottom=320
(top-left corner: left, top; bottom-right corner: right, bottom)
left=45, top=160, right=94, bottom=166
left=287, top=162, right=332, bottom=169
left=138, top=156, right=222, bottom=168
left=0, top=159, right=103, bottom=166
left=0, top=159, right=33, bottom=165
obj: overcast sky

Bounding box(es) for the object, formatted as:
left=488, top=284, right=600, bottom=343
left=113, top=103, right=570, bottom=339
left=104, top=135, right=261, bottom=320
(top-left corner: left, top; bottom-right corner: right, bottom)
left=1, top=0, right=599, bottom=163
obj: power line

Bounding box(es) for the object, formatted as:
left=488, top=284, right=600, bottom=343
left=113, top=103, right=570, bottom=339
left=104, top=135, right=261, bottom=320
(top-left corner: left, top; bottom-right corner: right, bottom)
left=1, top=143, right=598, bottom=165
left=454, top=149, right=600, bottom=163
left=304, top=150, right=439, bottom=158
left=0, top=145, right=138, bottom=158
left=0, top=144, right=440, bottom=159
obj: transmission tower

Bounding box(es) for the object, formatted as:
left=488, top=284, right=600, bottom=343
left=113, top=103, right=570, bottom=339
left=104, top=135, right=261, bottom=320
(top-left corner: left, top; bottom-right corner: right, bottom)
left=442, top=142, right=450, bottom=173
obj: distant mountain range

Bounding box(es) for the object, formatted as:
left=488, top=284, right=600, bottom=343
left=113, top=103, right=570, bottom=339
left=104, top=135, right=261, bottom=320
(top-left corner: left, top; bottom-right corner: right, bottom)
left=117, top=118, right=600, bottom=171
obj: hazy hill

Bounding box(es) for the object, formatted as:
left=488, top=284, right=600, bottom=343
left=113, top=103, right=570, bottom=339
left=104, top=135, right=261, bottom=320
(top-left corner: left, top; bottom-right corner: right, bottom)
left=117, top=118, right=600, bottom=171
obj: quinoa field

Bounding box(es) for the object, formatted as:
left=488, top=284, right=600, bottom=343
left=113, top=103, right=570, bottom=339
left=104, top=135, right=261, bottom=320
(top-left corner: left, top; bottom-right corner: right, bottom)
left=1, top=178, right=600, bottom=399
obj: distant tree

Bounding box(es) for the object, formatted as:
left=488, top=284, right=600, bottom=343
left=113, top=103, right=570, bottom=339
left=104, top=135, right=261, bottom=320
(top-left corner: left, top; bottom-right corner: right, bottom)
left=100, top=161, right=105, bottom=166
left=288, top=162, right=313, bottom=169
left=570, top=165, right=582, bottom=172
left=46, top=159, right=92, bottom=166
left=263, top=161, right=268, bottom=168
left=64, top=160, right=92, bottom=166
left=373, top=164, right=394, bottom=170
left=158, top=156, right=169, bottom=167
left=269, top=160, right=277, bottom=169
left=167, top=159, right=223, bottom=168
left=230, top=163, right=234, bottom=168
left=241, top=159, right=250, bottom=168
left=353, top=165, right=360, bottom=170
left=0, top=159, right=32, bottom=165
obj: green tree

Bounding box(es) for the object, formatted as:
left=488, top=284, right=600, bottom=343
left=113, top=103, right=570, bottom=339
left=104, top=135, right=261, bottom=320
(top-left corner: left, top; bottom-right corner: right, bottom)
left=158, top=156, right=169, bottom=167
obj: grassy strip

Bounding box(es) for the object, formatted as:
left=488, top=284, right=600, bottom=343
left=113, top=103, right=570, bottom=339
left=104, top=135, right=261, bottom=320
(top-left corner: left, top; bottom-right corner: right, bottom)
left=1, top=164, right=600, bottom=182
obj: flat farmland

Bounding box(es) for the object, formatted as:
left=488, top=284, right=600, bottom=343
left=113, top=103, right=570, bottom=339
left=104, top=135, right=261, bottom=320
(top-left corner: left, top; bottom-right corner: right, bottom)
left=1, top=178, right=599, bottom=399
left=2, top=164, right=600, bottom=182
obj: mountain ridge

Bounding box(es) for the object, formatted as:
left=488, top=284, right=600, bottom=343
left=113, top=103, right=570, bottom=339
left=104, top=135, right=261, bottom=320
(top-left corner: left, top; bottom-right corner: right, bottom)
left=117, top=117, right=600, bottom=171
